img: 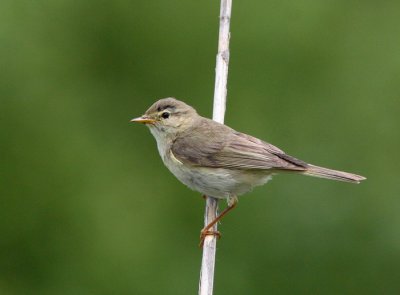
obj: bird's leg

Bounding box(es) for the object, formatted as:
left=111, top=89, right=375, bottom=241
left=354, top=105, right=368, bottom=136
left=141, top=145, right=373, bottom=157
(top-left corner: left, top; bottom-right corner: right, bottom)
left=199, top=196, right=238, bottom=247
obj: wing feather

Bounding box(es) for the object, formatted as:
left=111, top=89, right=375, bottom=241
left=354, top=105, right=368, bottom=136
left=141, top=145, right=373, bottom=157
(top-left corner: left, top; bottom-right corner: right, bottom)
left=171, top=118, right=307, bottom=171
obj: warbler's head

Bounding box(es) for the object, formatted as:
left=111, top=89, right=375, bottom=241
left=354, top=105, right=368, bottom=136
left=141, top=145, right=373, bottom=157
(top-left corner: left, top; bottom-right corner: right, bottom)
left=131, top=97, right=198, bottom=137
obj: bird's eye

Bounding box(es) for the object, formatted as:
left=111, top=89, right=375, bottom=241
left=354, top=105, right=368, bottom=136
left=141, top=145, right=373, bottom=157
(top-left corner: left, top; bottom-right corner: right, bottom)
left=161, top=112, right=170, bottom=119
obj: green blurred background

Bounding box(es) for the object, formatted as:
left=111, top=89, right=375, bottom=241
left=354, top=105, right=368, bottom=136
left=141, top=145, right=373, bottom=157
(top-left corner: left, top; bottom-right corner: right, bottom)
left=1, top=0, right=399, bottom=294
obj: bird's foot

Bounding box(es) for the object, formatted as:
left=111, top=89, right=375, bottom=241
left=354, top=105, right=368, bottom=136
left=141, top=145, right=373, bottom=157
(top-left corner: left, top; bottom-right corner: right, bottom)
left=199, top=229, right=221, bottom=248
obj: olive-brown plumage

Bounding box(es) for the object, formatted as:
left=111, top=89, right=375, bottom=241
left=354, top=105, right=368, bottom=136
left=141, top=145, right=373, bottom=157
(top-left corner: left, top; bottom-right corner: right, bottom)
left=132, top=97, right=365, bottom=200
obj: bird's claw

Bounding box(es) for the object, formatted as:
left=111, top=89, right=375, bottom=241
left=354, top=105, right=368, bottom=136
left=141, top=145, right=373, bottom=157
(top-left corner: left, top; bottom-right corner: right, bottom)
left=199, top=230, right=221, bottom=248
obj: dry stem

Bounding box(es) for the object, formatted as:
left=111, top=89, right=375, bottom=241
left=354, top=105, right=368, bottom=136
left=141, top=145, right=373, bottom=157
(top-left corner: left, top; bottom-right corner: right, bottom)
left=199, top=0, right=232, bottom=294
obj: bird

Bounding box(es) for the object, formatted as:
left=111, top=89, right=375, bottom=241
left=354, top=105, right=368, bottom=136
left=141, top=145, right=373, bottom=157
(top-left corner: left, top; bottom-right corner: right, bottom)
left=131, top=97, right=366, bottom=246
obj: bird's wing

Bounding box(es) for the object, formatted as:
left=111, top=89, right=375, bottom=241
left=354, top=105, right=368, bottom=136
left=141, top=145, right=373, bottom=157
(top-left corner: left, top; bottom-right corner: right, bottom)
left=171, top=118, right=307, bottom=171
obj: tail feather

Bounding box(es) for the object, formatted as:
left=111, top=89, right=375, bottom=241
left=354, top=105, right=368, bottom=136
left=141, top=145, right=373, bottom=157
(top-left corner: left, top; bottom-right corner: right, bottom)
left=303, top=164, right=366, bottom=184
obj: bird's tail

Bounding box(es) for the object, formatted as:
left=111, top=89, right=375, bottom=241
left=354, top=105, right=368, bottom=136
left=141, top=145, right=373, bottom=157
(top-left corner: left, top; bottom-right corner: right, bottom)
left=303, top=164, right=366, bottom=184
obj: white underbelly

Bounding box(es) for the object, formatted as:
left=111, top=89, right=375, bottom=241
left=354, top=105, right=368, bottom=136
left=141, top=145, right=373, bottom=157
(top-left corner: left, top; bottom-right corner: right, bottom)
left=163, top=152, right=272, bottom=198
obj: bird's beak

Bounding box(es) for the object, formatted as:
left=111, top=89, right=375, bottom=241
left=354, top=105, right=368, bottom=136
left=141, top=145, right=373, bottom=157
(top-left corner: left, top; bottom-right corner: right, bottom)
left=130, top=116, right=156, bottom=124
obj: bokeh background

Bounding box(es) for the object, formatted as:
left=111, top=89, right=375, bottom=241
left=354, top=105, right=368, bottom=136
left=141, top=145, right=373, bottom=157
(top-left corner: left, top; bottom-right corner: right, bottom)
left=1, top=0, right=400, bottom=294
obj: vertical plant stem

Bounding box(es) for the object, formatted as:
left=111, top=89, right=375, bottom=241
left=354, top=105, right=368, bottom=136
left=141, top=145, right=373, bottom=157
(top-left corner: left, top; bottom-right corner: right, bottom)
left=199, top=0, right=232, bottom=295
